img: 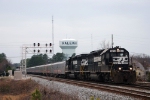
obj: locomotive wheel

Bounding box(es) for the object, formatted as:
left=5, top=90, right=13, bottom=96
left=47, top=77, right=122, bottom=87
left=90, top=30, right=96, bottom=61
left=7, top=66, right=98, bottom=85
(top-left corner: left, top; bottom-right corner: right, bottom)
left=99, top=74, right=104, bottom=82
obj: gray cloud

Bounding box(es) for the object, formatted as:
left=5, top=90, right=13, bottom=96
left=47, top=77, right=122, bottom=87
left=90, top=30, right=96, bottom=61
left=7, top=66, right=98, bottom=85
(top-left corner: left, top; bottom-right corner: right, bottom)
left=0, top=0, right=150, bottom=63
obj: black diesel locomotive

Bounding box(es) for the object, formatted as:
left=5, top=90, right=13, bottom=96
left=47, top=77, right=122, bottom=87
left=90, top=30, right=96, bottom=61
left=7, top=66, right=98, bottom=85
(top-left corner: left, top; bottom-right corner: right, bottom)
left=27, top=46, right=136, bottom=83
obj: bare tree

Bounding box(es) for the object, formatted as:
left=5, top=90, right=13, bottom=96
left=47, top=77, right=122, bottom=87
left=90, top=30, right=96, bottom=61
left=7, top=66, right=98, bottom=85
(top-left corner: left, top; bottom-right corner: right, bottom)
left=0, top=53, right=12, bottom=75
left=99, top=40, right=111, bottom=49
left=132, top=53, right=150, bottom=69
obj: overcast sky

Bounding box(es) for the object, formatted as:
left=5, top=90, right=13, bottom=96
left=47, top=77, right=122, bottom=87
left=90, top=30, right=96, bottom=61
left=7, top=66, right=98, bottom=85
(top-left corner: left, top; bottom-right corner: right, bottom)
left=0, top=0, right=150, bottom=63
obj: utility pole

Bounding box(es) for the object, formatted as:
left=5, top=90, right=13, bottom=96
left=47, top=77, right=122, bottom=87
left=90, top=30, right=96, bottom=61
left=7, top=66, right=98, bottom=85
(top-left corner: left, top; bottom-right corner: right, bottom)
left=52, top=16, right=54, bottom=55
left=24, top=47, right=27, bottom=77
left=91, top=34, right=93, bottom=51
left=21, top=47, right=23, bottom=71
left=112, top=34, right=114, bottom=48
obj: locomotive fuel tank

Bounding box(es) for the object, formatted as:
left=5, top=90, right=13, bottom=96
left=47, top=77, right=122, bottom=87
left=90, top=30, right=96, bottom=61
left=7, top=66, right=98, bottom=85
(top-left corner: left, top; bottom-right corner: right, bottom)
left=69, top=74, right=75, bottom=78
left=89, top=74, right=99, bottom=80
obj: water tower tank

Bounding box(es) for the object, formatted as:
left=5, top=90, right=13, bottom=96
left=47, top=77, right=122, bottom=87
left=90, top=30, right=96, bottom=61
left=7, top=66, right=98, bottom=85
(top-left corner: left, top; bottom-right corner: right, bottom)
left=59, top=39, right=78, bottom=59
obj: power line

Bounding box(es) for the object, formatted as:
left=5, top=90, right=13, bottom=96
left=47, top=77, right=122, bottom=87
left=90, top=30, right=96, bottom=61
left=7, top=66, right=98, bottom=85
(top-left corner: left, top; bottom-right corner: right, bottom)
left=7, top=56, right=21, bottom=58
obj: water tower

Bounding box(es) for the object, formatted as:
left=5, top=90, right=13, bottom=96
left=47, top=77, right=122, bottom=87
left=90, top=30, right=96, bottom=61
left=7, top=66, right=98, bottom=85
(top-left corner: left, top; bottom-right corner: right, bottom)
left=59, top=39, right=78, bottom=59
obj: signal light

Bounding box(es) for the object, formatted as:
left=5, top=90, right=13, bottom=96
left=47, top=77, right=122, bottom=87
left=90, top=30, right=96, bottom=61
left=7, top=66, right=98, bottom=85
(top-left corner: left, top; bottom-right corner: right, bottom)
left=33, top=50, right=36, bottom=52
left=33, top=43, right=36, bottom=46
left=50, top=49, right=52, bottom=53
left=50, top=43, right=52, bottom=46
left=38, top=49, right=40, bottom=53
left=38, top=43, right=40, bottom=46
left=46, top=43, right=48, bottom=47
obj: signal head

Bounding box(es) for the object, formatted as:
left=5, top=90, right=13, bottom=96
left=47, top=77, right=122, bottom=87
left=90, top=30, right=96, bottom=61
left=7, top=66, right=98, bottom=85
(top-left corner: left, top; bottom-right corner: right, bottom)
left=33, top=43, right=36, bottom=46
left=45, top=43, right=48, bottom=47
left=38, top=43, right=40, bottom=46
left=50, top=43, right=52, bottom=46
left=50, top=49, right=52, bottom=53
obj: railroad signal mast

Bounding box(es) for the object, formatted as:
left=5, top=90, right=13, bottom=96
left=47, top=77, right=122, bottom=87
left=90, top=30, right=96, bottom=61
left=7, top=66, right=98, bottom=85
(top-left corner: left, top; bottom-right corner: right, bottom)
left=21, top=43, right=53, bottom=77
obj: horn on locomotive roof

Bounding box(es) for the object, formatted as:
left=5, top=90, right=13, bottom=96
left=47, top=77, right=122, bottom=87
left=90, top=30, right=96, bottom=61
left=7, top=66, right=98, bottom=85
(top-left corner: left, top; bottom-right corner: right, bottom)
left=115, top=46, right=119, bottom=48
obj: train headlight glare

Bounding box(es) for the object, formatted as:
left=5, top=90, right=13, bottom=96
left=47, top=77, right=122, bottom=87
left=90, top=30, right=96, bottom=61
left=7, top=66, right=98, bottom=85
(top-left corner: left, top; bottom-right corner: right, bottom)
left=130, top=67, right=132, bottom=70
left=119, top=67, right=121, bottom=70
left=117, top=49, right=120, bottom=52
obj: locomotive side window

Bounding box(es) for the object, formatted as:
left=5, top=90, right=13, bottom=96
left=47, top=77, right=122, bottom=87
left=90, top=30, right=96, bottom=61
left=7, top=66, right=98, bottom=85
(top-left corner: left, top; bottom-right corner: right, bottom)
left=111, top=53, right=116, bottom=57
left=124, top=52, right=128, bottom=56
left=102, top=55, right=104, bottom=60
left=105, top=53, right=109, bottom=64
left=106, top=53, right=109, bottom=59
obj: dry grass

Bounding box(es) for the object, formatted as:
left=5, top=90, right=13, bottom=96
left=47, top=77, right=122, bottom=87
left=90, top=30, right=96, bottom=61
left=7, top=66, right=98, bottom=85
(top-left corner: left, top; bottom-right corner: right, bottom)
left=0, top=77, right=79, bottom=100
left=39, top=86, right=79, bottom=100
left=0, top=78, right=38, bottom=100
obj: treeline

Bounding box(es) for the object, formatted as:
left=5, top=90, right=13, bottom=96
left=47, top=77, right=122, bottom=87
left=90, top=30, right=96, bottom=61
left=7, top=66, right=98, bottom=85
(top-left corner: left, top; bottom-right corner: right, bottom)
left=0, top=53, right=12, bottom=74
left=132, top=54, right=150, bottom=69
left=23, top=53, right=67, bottom=68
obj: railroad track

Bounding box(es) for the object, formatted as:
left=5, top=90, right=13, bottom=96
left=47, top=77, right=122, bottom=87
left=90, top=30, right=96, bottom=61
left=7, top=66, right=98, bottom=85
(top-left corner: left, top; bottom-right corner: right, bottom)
left=119, top=84, right=150, bottom=91
left=30, top=75, right=150, bottom=100
left=98, top=82, right=150, bottom=91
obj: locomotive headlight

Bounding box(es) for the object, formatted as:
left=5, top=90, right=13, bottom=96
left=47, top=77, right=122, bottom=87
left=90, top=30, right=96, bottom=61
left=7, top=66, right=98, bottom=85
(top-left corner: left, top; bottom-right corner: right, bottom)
left=119, top=67, right=121, bottom=70
left=130, top=67, right=133, bottom=70
left=117, top=49, right=120, bottom=52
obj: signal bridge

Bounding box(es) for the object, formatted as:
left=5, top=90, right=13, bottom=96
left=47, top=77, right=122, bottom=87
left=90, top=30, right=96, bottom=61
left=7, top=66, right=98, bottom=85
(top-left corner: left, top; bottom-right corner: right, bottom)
left=21, top=43, right=53, bottom=77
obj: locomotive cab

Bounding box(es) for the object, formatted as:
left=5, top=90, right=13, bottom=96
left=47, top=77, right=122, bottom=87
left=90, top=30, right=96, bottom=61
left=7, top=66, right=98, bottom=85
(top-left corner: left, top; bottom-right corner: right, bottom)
left=99, top=46, right=136, bottom=83
left=109, top=47, right=130, bottom=70
left=108, top=46, right=136, bottom=83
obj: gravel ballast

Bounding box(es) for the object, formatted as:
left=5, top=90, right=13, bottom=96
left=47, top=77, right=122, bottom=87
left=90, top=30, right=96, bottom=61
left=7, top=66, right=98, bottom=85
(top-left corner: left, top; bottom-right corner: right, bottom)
left=31, top=77, right=138, bottom=100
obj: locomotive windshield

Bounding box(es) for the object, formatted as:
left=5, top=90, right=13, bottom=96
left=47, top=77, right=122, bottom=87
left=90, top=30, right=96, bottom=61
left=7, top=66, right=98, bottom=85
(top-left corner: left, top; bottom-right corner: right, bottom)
left=110, top=52, right=128, bottom=57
